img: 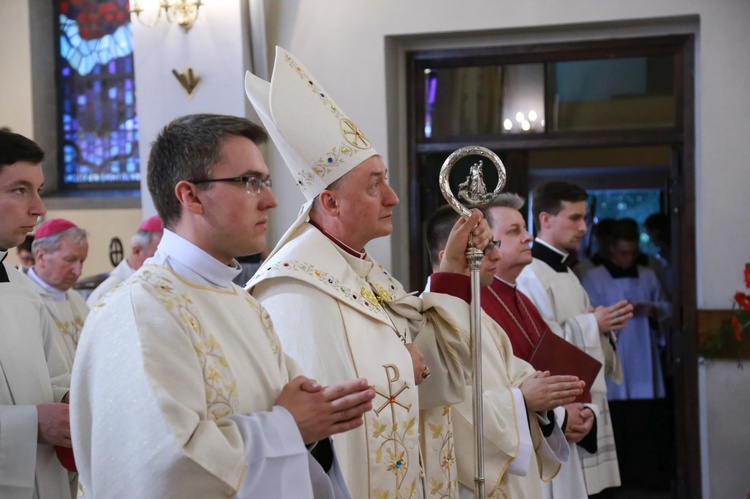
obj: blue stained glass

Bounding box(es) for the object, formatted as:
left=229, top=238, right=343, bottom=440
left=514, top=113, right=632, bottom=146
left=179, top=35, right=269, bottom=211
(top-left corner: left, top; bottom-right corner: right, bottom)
left=57, top=1, right=138, bottom=186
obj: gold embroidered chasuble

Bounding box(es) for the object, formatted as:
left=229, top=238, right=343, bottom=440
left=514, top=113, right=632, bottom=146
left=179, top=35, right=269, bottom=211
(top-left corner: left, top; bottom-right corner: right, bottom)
left=72, top=266, right=318, bottom=498
left=250, top=224, right=472, bottom=499
left=27, top=278, right=89, bottom=370
left=453, top=312, right=565, bottom=499
left=0, top=262, right=70, bottom=499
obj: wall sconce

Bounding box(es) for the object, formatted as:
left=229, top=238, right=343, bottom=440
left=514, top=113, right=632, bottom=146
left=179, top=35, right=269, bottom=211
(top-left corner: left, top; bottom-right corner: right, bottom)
left=129, top=0, right=203, bottom=33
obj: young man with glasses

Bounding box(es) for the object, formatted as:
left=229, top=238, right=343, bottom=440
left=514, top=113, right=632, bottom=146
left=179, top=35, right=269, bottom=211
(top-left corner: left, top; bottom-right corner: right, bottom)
left=71, top=114, right=375, bottom=498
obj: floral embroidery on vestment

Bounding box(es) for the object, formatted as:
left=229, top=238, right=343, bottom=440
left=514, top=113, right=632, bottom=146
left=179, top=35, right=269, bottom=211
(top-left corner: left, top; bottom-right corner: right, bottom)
left=138, top=269, right=240, bottom=421
left=256, top=259, right=391, bottom=316
left=425, top=405, right=457, bottom=498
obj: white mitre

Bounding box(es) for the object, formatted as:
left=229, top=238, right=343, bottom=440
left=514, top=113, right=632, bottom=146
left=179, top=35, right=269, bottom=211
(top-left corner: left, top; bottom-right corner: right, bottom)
left=244, top=47, right=378, bottom=260
left=245, top=46, right=377, bottom=200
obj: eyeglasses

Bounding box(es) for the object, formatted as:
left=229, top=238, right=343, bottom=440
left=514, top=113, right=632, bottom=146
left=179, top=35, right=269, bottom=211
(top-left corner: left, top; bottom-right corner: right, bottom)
left=484, top=240, right=501, bottom=254
left=188, top=175, right=272, bottom=195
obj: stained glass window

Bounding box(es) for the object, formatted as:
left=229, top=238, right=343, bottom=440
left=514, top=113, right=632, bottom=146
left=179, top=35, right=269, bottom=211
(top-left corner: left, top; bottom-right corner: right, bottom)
left=57, top=0, right=139, bottom=187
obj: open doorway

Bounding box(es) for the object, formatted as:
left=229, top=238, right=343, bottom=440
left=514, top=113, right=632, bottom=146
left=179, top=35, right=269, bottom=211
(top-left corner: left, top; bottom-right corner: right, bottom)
left=406, top=34, right=698, bottom=497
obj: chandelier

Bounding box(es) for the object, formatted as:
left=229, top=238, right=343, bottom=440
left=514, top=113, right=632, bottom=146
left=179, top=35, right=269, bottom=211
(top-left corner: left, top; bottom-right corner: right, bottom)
left=129, top=0, right=203, bottom=33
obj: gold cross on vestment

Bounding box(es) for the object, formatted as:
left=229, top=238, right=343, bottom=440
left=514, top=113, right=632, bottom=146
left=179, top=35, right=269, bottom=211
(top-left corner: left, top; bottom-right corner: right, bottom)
left=374, top=364, right=412, bottom=416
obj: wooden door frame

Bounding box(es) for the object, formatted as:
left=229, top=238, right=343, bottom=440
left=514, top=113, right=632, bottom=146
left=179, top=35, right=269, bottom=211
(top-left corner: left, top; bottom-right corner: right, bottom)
left=406, top=34, right=699, bottom=497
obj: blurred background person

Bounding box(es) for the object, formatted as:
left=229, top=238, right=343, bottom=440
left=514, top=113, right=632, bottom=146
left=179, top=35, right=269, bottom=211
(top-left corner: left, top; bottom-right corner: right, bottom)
left=86, top=215, right=163, bottom=307
left=16, top=234, right=35, bottom=273
left=27, top=218, right=90, bottom=370
left=582, top=217, right=672, bottom=492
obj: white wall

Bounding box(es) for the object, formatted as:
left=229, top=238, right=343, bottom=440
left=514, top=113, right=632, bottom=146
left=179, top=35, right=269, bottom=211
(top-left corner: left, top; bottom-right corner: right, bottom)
left=131, top=0, right=253, bottom=218
left=0, top=0, right=34, bottom=136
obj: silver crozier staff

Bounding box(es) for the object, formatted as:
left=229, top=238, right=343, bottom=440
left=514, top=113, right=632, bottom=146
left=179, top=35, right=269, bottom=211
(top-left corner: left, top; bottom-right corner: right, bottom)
left=438, top=146, right=506, bottom=499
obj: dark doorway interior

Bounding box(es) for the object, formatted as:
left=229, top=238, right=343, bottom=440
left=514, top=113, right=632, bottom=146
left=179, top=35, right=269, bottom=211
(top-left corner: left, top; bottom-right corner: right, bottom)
left=406, top=34, right=698, bottom=497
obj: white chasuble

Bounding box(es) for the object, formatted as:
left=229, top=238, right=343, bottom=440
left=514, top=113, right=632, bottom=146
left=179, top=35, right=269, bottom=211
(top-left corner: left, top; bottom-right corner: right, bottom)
left=71, top=265, right=319, bottom=498
left=0, top=262, right=70, bottom=499
left=250, top=224, right=472, bottom=499
left=27, top=277, right=89, bottom=370
left=86, top=259, right=134, bottom=307
left=453, top=312, right=567, bottom=499
left=518, top=258, right=621, bottom=496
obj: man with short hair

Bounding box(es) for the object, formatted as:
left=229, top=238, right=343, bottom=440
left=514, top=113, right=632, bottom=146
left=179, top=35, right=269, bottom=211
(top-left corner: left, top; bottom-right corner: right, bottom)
left=16, top=234, right=35, bottom=272
left=582, top=218, right=672, bottom=490
left=71, top=114, right=375, bottom=498
left=573, top=218, right=616, bottom=282
left=484, top=194, right=602, bottom=493
left=425, top=204, right=576, bottom=499
left=246, top=48, right=491, bottom=498
left=86, top=215, right=163, bottom=306
left=0, top=130, right=72, bottom=499
left=517, top=182, right=633, bottom=498
left=27, top=218, right=90, bottom=369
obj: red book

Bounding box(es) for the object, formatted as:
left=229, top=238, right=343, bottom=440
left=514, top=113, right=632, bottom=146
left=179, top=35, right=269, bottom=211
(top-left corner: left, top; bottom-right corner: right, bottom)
left=529, top=330, right=602, bottom=404
left=55, top=446, right=76, bottom=472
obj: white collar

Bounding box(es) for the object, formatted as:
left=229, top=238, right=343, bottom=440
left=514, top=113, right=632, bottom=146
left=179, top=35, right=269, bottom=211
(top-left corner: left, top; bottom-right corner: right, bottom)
left=533, top=237, right=569, bottom=262
left=494, top=275, right=517, bottom=288
left=27, top=267, right=69, bottom=300
left=146, top=229, right=241, bottom=290
left=0, top=250, right=6, bottom=263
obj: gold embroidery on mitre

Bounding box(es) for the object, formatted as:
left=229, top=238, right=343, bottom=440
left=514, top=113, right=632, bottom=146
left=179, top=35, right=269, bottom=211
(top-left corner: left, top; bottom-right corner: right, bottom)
left=340, top=117, right=370, bottom=149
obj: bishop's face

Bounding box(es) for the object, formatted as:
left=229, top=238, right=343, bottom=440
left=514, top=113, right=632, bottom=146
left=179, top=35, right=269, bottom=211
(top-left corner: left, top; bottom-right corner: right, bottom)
left=35, top=235, right=88, bottom=291
left=328, top=156, right=399, bottom=251
left=0, top=162, right=46, bottom=251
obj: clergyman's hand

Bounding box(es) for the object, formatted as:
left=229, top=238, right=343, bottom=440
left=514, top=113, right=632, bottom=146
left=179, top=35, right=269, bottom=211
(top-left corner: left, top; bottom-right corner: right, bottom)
left=404, top=343, right=427, bottom=386
left=519, top=371, right=584, bottom=413
left=37, top=403, right=71, bottom=447
left=438, top=209, right=492, bottom=275
left=592, top=299, right=634, bottom=334
left=564, top=403, right=595, bottom=443
left=276, top=376, right=375, bottom=444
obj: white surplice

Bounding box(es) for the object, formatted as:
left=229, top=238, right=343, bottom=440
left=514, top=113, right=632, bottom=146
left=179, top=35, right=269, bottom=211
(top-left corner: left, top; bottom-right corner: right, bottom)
left=453, top=311, right=568, bottom=499
left=517, top=240, right=621, bottom=497
left=26, top=268, right=89, bottom=370
left=582, top=265, right=671, bottom=400
left=250, top=223, right=472, bottom=499
left=70, top=230, right=348, bottom=498
left=0, top=256, right=71, bottom=499
left=85, top=259, right=134, bottom=307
